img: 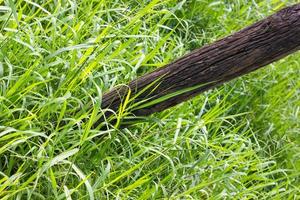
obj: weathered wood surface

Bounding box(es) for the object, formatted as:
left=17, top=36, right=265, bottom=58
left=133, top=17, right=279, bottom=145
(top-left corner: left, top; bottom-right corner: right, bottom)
left=96, top=3, right=300, bottom=127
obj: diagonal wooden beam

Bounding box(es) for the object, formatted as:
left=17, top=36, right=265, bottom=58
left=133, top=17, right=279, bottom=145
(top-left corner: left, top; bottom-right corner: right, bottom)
left=95, top=3, right=300, bottom=127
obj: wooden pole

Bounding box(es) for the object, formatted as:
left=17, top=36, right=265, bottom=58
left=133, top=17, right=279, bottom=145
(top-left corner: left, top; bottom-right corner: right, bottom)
left=96, top=3, right=300, bottom=127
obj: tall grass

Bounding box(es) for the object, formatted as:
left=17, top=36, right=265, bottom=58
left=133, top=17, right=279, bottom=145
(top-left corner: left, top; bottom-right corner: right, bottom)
left=0, top=0, right=299, bottom=199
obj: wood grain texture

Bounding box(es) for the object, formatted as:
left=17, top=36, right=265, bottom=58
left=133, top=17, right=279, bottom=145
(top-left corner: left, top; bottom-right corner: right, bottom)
left=96, top=3, right=300, bottom=126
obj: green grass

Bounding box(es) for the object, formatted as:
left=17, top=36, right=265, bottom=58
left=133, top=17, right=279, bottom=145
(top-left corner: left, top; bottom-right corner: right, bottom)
left=0, top=0, right=299, bottom=199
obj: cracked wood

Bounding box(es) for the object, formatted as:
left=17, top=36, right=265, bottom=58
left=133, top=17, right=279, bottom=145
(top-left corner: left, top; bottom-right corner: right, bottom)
left=96, top=3, right=300, bottom=127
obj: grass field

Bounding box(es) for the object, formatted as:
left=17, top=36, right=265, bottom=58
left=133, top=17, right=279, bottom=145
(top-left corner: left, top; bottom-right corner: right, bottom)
left=0, top=0, right=299, bottom=199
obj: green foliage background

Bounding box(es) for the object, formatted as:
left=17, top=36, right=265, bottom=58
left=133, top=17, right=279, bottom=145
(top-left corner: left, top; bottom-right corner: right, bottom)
left=0, top=0, right=299, bottom=199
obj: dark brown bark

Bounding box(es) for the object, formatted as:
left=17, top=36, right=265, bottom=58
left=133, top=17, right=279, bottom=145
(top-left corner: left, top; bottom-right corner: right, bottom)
left=96, top=3, right=300, bottom=127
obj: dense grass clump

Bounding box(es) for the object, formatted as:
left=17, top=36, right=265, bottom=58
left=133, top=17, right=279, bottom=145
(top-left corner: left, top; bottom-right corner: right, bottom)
left=0, top=0, right=299, bottom=199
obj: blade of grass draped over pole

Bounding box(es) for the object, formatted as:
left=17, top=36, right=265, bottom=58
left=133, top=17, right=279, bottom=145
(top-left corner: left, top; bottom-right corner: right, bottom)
left=95, top=3, right=300, bottom=127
